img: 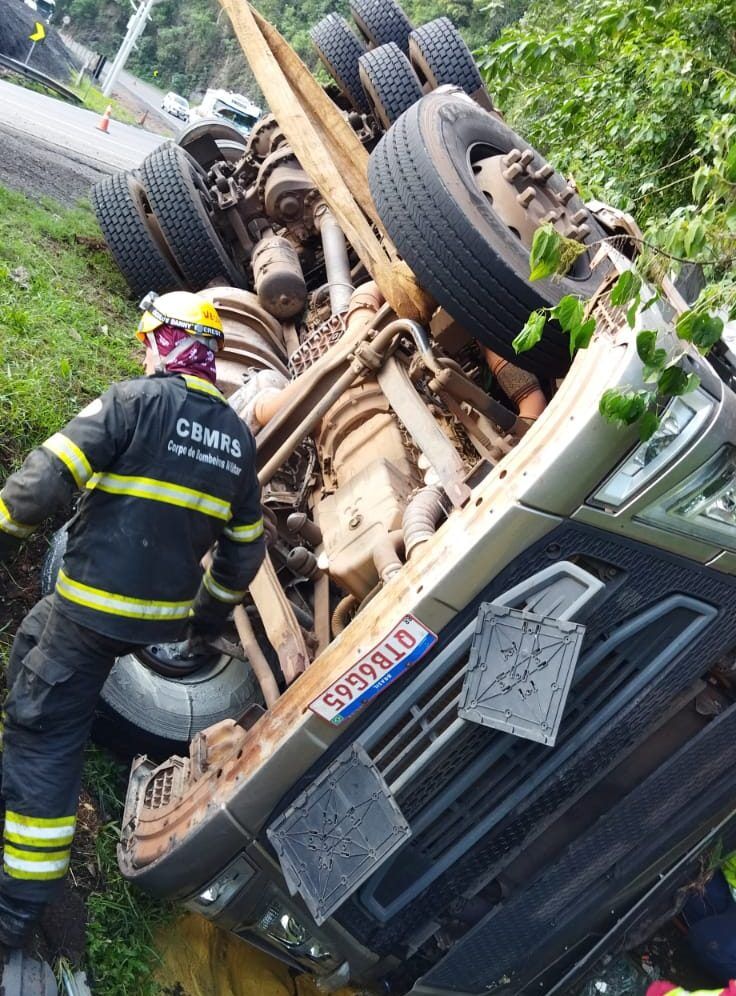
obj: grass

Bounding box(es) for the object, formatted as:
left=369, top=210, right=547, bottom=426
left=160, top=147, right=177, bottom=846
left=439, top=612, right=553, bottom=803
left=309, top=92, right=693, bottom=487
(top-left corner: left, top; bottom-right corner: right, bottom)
left=0, top=184, right=140, bottom=470
left=0, top=69, right=138, bottom=125
left=0, top=183, right=170, bottom=991
left=72, top=79, right=139, bottom=126
left=81, top=747, right=172, bottom=996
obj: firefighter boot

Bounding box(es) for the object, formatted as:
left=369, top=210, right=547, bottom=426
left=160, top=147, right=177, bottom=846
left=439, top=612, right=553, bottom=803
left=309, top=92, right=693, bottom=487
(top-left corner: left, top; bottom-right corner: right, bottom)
left=0, top=891, right=45, bottom=948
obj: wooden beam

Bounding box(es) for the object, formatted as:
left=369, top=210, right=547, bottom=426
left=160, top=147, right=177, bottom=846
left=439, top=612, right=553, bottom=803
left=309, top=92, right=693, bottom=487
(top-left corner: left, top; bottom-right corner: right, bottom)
left=217, top=0, right=433, bottom=322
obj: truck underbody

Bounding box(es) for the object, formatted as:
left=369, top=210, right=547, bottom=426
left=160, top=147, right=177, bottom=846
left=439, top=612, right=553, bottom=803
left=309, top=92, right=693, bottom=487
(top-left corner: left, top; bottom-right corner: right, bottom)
left=83, top=3, right=736, bottom=992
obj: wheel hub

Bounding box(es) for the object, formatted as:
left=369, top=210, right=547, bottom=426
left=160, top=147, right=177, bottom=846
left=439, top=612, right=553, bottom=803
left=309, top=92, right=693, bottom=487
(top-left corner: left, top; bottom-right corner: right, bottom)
left=470, top=145, right=592, bottom=261
left=138, top=641, right=217, bottom=678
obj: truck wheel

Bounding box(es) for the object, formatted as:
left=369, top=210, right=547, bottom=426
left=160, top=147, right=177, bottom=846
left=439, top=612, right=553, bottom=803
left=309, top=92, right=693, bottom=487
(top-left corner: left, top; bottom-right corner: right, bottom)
left=359, top=43, right=423, bottom=130
left=177, top=118, right=247, bottom=169
left=40, top=526, right=263, bottom=759
left=91, top=171, right=184, bottom=298
left=368, top=90, right=610, bottom=377
left=97, top=648, right=263, bottom=759
left=350, top=0, right=413, bottom=54
left=409, top=18, right=494, bottom=111
left=140, top=143, right=245, bottom=291
left=311, top=14, right=369, bottom=114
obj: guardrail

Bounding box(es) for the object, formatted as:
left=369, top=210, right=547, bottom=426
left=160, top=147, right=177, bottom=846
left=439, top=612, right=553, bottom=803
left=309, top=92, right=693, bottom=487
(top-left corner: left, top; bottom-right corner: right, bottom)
left=0, top=52, right=81, bottom=103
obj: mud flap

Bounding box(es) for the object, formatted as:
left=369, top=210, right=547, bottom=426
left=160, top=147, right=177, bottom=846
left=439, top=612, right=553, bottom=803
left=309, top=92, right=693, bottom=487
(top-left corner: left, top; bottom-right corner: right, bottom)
left=267, top=743, right=410, bottom=925
left=1, top=950, right=58, bottom=995
left=458, top=604, right=586, bottom=746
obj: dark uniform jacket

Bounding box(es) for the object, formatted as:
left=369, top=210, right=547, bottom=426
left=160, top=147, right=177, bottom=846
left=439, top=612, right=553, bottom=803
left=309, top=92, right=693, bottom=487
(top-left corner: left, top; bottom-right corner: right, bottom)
left=0, top=373, right=266, bottom=642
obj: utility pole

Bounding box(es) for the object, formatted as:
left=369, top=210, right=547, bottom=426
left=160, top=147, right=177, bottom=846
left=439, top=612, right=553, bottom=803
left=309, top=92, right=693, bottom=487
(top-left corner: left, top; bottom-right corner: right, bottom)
left=102, top=0, right=160, bottom=98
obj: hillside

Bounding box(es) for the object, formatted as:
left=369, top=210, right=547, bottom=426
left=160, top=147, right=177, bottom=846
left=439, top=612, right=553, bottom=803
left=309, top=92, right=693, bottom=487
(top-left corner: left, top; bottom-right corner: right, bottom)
left=53, top=0, right=527, bottom=100
left=0, top=0, right=79, bottom=78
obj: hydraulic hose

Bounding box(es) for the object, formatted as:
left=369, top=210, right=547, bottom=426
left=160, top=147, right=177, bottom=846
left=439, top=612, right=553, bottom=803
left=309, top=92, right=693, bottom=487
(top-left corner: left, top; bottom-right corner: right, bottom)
left=402, top=485, right=447, bottom=559
left=331, top=594, right=359, bottom=636
left=484, top=348, right=547, bottom=423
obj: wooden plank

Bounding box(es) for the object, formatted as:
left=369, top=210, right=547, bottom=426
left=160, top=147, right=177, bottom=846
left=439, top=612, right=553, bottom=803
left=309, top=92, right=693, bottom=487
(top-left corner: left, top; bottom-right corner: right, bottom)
left=217, top=0, right=433, bottom=322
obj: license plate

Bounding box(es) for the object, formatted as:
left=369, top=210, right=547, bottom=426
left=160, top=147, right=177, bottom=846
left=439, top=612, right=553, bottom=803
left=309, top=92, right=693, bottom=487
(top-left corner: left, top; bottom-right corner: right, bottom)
left=308, top=614, right=438, bottom=725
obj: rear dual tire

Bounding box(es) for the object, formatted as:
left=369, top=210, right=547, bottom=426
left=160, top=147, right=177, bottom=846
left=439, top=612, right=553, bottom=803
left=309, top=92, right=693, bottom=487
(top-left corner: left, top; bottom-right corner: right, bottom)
left=91, top=171, right=184, bottom=299
left=140, top=143, right=245, bottom=290
left=350, top=0, right=413, bottom=53
left=408, top=17, right=494, bottom=111
left=311, top=14, right=370, bottom=114
left=359, top=43, right=423, bottom=129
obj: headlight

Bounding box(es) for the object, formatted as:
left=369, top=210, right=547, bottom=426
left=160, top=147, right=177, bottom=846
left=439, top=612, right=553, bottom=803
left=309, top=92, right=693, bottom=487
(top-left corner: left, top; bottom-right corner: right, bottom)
left=185, top=855, right=256, bottom=916
left=637, top=445, right=736, bottom=551
left=248, top=900, right=339, bottom=969
left=592, top=389, right=714, bottom=508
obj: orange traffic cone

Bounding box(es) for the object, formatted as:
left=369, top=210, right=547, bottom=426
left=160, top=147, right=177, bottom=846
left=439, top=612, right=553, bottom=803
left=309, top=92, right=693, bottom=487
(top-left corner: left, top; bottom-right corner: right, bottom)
left=97, top=105, right=112, bottom=133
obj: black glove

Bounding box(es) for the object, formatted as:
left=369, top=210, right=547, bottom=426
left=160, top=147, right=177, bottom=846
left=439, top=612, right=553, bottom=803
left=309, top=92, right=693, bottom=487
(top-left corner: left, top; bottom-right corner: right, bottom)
left=184, top=613, right=226, bottom=657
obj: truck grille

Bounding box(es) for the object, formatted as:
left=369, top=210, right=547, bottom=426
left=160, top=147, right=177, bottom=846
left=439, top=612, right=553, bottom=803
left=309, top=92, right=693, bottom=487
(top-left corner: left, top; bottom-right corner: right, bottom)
left=357, top=593, right=715, bottom=921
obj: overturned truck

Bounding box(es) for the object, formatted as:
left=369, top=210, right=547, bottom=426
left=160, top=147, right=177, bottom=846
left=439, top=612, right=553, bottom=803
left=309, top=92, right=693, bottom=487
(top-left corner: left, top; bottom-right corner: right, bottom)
left=84, top=3, right=736, bottom=993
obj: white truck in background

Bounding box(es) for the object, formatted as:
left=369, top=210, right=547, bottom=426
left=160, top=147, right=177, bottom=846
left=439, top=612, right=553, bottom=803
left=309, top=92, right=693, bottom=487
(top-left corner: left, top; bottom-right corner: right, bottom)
left=188, top=88, right=262, bottom=135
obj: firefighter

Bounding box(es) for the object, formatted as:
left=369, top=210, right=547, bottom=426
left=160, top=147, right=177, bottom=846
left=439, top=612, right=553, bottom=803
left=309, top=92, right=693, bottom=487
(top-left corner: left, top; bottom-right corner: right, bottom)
left=0, top=291, right=266, bottom=947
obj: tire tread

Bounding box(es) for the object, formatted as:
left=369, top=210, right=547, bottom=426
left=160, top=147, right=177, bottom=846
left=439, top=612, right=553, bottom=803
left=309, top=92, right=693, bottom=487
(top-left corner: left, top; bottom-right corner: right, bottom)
left=311, top=13, right=369, bottom=113
left=91, top=172, right=183, bottom=298
left=359, top=43, right=422, bottom=127
left=409, top=17, right=483, bottom=95
left=140, top=143, right=243, bottom=290
left=350, top=0, right=412, bottom=53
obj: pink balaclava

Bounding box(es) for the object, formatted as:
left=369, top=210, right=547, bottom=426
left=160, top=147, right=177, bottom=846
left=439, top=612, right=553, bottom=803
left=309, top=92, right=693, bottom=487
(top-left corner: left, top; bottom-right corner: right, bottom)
left=150, top=324, right=218, bottom=384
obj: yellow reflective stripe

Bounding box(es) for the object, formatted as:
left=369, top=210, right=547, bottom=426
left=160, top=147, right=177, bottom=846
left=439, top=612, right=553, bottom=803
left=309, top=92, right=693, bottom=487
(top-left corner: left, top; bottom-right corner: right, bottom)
left=87, top=472, right=231, bottom=521
left=4, top=866, right=68, bottom=881
left=223, top=517, right=264, bottom=543
left=6, top=810, right=75, bottom=830
left=202, top=570, right=247, bottom=604
left=181, top=374, right=226, bottom=402
left=4, top=844, right=70, bottom=863
left=42, top=433, right=93, bottom=487
left=56, top=569, right=193, bottom=621
left=4, top=852, right=69, bottom=879
left=667, top=990, right=728, bottom=995
left=0, top=497, right=35, bottom=539
left=5, top=828, right=74, bottom=848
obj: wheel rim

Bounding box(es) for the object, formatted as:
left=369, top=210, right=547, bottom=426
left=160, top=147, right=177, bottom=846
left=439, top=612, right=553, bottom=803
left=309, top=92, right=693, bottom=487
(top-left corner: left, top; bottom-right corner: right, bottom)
left=468, top=142, right=593, bottom=281
left=130, top=179, right=184, bottom=278
left=137, top=641, right=222, bottom=678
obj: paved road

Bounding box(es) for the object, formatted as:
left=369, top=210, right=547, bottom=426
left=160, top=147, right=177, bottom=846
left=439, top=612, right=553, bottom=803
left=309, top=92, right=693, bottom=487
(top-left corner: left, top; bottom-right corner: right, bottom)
left=0, top=77, right=165, bottom=173
left=117, top=69, right=168, bottom=116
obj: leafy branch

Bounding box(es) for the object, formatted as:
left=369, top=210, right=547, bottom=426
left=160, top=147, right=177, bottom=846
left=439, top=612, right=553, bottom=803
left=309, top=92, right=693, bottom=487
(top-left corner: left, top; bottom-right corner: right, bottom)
left=512, top=225, right=724, bottom=440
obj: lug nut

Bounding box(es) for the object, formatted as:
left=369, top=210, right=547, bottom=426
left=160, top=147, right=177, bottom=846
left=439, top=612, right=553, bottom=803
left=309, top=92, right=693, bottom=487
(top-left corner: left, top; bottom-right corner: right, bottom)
left=569, top=223, right=591, bottom=240
left=502, top=163, right=523, bottom=181
left=540, top=209, right=561, bottom=224
left=519, top=149, right=534, bottom=167
left=516, top=186, right=537, bottom=207
left=571, top=208, right=587, bottom=224
left=557, top=184, right=576, bottom=205
left=502, top=148, right=522, bottom=166
left=532, top=163, right=554, bottom=182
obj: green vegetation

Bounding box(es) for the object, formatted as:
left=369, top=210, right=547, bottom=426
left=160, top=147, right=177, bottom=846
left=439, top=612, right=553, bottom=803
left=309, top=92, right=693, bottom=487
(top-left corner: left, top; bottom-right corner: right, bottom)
left=481, top=0, right=736, bottom=437
left=73, top=79, right=139, bottom=125
left=0, top=187, right=168, bottom=991
left=0, top=185, right=139, bottom=470
left=0, top=70, right=137, bottom=124
left=82, top=747, right=172, bottom=996
left=53, top=0, right=528, bottom=100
